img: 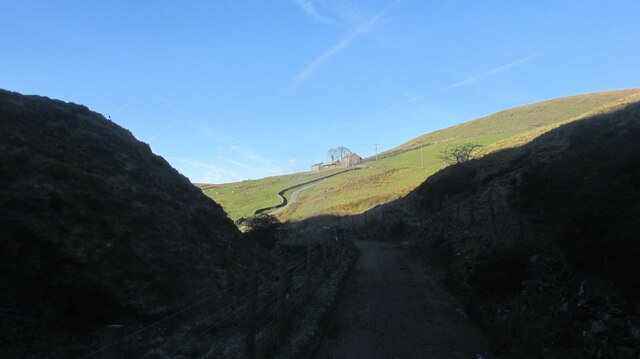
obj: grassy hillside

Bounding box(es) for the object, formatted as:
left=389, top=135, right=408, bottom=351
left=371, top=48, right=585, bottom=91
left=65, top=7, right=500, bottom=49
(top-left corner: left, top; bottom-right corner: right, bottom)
left=381, top=88, right=640, bottom=157
left=279, top=131, right=514, bottom=220
left=0, top=90, right=263, bottom=357
left=200, top=167, right=346, bottom=220
left=387, top=99, right=640, bottom=358
left=204, top=89, right=640, bottom=222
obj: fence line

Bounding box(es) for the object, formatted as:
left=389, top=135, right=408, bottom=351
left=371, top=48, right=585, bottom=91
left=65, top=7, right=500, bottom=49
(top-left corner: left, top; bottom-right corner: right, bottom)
left=82, top=250, right=308, bottom=358
left=89, top=232, right=350, bottom=359
left=431, top=187, right=602, bottom=248
left=81, top=263, right=278, bottom=359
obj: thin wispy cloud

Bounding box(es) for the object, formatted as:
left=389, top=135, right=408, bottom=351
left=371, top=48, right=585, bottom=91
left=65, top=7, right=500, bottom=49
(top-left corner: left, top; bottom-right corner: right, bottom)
left=150, top=100, right=309, bottom=181
left=218, top=156, right=272, bottom=176
left=292, top=0, right=335, bottom=24
left=167, top=157, right=244, bottom=183
left=220, top=144, right=304, bottom=177
left=188, top=120, right=246, bottom=143
left=146, top=133, right=162, bottom=144
left=114, top=101, right=131, bottom=116
left=292, top=0, right=400, bottom=88
left=434, top=0, right=455, bottom=17
left=228, top=144, right=279, bottom=168
left=329, top=122, right=350, bottom=130
left=185, top=123, right=290, bottom=179
left=444, top=50, right=545, bottom=90
left=220, top=154, right=309, bottom=177
left=281, top=158, right=310, bottom=169
left=146, top=120, right=182, bottom=144
left=391, top=50, right=548, bottom=109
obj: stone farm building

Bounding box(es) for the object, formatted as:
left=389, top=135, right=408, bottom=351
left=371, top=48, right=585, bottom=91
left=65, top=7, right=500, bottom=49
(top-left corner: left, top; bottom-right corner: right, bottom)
left=312, top=153, right=362, bottom=172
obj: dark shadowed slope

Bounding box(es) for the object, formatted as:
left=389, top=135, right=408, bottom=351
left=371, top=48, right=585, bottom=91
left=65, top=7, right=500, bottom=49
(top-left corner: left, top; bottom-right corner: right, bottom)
left=0, top=90, right=263, bottom=357
left=390, top=100, right=640, bottom=357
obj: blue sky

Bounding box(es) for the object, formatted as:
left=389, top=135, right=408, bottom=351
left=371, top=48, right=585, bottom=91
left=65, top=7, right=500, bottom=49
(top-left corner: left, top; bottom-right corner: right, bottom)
left=2, top=1, right=639, bottom=183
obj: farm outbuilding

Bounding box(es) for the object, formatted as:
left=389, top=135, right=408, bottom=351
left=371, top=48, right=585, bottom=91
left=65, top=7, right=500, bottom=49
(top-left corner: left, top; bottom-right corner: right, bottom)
left=340, top=153, right=362, bottom=166
left=311, top=152, right=362, bottom=171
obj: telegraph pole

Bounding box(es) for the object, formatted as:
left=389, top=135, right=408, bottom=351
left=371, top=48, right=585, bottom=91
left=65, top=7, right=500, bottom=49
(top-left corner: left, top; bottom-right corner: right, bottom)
left=374, top=144, right=378, bottom=161
left=421, top=144, right=424, bottom=169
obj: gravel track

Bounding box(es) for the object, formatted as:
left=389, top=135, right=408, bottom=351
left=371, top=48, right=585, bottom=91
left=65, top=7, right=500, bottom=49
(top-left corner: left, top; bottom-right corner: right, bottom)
left=314, top=239, right=491, bottom=359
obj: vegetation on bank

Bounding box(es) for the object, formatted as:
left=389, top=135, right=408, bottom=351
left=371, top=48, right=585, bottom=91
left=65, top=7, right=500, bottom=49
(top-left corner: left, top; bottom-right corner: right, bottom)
left=392, top=100, right=640, bottom=358
left=0, top=90, right=266, bottom=358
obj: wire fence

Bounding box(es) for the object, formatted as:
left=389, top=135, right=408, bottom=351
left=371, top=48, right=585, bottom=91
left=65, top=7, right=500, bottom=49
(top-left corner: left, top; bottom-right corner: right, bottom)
left=420, top=186, right=615, bottom=249
left=81, top=231, right=351, bottom=359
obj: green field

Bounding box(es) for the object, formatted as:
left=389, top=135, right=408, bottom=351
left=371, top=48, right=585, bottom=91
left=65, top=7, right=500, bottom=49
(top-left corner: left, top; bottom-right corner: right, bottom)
left=202, top=89, right=640, bottom=222
left=277, top=132, right=517, bottom=220
left=200, top=167, right=346, bottom=220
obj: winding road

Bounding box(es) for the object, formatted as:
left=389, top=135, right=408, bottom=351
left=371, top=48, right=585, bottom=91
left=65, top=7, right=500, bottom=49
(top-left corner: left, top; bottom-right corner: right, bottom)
left=269, top=179, right=326, bottom=216
left=254, top=168, right=357, bottom=216
left=314, top=240, right=491, bottom=359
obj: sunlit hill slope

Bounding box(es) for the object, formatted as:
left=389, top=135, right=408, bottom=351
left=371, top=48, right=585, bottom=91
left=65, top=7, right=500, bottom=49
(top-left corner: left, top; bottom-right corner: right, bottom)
left=202, top=89, right=640, bottom=222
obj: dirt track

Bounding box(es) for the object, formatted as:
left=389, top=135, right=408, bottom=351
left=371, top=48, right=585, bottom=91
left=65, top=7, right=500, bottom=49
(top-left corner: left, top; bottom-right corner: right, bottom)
left=314, top=240, right=491, bottom=359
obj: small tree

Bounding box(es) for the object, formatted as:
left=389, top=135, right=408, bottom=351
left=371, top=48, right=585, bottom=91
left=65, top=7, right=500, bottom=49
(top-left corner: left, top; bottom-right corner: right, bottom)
left=441, top=143, right=482, bottom=165
left=336, top=146, right=352, bottom=160
left=328, top=148, right=338, bottom=162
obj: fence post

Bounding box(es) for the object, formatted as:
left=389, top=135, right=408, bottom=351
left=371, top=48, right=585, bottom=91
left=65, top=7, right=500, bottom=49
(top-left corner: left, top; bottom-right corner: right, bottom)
left=517, top=187, right=524, bottom=239
left=305, top=245, right=312, bottom=300
left=102, top=325, right=125, bottom=359
left=276, top=250, right=287, bottom=345
left=445, top=194, right=449, bottom=210
left=488, top=192, right=498, bottom=236
left=322, top=240, right=328, bottom=276
left=364, top=211, right=369, bottom=236
left=245, top=273, right=258, bottom=359
left=330, top=233, right=337, bottom=269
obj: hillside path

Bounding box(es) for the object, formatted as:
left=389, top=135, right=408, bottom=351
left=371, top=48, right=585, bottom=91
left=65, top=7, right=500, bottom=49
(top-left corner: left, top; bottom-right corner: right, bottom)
left=270, top=180, right=326, bottom=216
left=314, top=240, right=491, bottom=359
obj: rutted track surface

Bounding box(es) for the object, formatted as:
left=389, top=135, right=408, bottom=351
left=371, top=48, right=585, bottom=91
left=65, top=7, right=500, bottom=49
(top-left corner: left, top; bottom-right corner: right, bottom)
left=314, top=240, right=491, bottom=359
left=254, top=168, right=358, bottom=215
